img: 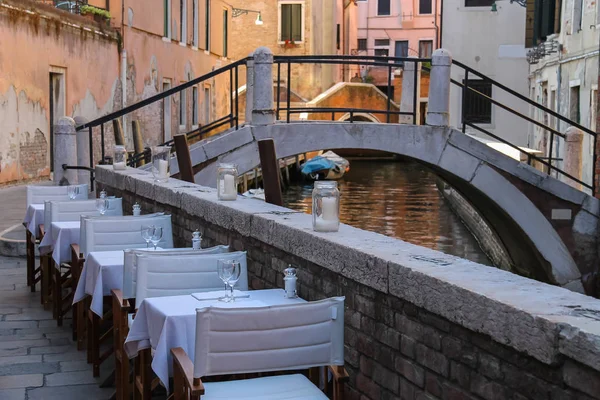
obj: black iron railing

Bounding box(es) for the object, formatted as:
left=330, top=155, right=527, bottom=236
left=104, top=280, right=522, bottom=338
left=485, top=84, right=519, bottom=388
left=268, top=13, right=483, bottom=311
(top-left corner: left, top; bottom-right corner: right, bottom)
left=273, top=55, right=429, bottom=124
left=74, top=58, right=247, bottom=189
left=449, top=60, right=597, bottom=192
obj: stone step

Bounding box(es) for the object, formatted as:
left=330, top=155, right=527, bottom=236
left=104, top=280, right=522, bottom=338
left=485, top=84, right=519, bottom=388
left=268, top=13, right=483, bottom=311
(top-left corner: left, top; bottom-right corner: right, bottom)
left=0, top=224, right=34, bottom=258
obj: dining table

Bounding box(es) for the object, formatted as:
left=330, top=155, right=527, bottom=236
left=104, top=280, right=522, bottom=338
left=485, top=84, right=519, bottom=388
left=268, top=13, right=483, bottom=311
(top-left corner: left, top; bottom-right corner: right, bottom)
left=23, top=204, right=44, bottom=236
left=38, top=221, right=80, bottom=266
left=124, top=289, right=306, bottom=391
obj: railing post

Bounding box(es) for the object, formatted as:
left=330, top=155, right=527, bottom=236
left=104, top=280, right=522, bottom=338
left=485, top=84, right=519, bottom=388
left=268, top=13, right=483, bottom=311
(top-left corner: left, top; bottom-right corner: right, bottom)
left=400, top=56, right=421, bottom=124
left=245, top=52, right=254, bottom=124
left=252, top=47, right=275, bottom=126
left=563, top=127, right=584, bottom=190
left=426, top=48, right=452, bottom=127
left=74, top=117, right=90, bottom=186
left=53, top=117, right=78, bottom=185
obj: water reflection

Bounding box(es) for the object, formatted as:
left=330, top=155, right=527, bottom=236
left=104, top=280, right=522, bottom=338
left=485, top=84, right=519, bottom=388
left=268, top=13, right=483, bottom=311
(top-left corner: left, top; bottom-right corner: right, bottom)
left=282, top=160, right=492, bottom=266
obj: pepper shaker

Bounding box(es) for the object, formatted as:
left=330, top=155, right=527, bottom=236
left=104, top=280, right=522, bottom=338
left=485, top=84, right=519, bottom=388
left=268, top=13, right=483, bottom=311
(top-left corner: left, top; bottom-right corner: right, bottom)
left=283, top=266, right=297, bottom=298
left=192, top=230, right=202, bottom=250
left=132, top=202, right=141, bottom=216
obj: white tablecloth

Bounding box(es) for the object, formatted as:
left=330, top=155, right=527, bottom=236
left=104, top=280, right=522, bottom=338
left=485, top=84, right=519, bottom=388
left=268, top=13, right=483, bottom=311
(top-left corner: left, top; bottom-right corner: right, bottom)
left=73, top=247, right=165, bottom=317
left=38, top=221, right=80, bottom=265
left=23, top=204, right=44, bottom=236
left=124, top=289, right=305, bottom=392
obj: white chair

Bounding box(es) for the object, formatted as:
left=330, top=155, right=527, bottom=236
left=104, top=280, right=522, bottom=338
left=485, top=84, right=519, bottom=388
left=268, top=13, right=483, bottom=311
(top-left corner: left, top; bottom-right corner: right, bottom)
left=26, top=184, right=88, bottom=208
left=170, top=297, right=348, bottom=400
left=135, top=251, right=248, bottom=304
left=44, top=198, right=124, bottom=239
left=122, top=246, right=230, bottom=300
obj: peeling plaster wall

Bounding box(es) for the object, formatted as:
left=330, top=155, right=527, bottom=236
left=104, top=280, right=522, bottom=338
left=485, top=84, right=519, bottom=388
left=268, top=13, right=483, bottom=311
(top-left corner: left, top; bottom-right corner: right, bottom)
left=0, top=2, right=120, bottom=184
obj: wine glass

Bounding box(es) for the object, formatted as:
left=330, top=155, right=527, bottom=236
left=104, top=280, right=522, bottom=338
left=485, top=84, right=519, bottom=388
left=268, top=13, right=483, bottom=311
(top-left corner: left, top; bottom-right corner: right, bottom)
left=68, top=186, right=79, bottom=200
left=95, top=198, right=108, bottom=215
left=226, top=261, right=241, bottom=302
left=217, top=259, right=234, bottom=302
left=141, top=225, right=154, bottom=248
left=150, top=226, right=163, bottom=250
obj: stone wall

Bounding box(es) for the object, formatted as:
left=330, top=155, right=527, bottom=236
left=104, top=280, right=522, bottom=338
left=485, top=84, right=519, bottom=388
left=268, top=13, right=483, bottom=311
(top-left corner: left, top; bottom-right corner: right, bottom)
left=97, top=165, right=600, bottom=400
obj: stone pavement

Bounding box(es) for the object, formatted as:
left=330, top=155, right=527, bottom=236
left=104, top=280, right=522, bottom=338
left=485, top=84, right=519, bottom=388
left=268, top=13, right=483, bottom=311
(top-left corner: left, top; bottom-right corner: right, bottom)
left=0, top=255, right=113, bottom=400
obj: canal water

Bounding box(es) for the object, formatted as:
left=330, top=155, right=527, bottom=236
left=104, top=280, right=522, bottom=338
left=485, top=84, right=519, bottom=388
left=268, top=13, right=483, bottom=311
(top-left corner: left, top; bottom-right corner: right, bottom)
left=282, top=160, right=492, bottom=266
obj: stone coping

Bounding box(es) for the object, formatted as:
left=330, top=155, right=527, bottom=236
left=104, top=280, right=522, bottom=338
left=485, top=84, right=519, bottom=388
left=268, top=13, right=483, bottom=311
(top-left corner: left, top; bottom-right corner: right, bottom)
left=96, top=165, right=600, bottom=372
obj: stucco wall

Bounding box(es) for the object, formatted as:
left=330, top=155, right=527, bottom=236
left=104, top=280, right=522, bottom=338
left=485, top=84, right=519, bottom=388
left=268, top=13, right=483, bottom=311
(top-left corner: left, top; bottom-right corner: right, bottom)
left=0, top=1, right=120, bottom=184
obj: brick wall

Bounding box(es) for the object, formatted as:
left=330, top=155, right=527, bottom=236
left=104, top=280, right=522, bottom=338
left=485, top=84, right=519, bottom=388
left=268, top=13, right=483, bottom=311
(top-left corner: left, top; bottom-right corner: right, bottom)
left=97, top=166, right=600, bottom=400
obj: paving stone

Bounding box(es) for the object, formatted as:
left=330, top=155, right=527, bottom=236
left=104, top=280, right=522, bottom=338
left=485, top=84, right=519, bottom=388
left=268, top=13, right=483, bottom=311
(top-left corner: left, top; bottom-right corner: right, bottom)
left=0, top=308, right=21, bottom=315
left=0, top=347, right=27, bottom=357
left=0, top=374, right=43, bottom=389
left=0, top=333, right=45, bottom=342
left=59, top=361, right=89, bottom=372
left=49, top=338, right=71, bottom=346
left=0, top=388, right=25, bottom=400
left=27, top=384, right=113, bottom=400
left=45, top=371, right=98, bottom=386
left=43, top=351, right=87, bottom=362
left=5, top=312, right=53, bottom=321
left=0, top=362, right=60, bottom=376
left=29, top=345, right=73, bottom=355
left=0, top=355, right=42, bottom=367
left=0, top=284, right=16, bottom=291
left=0, top=322, right=37, bottom=330
left=41, top=332, right=72, bottom=340
left=0, top=339, right=49, bottom=349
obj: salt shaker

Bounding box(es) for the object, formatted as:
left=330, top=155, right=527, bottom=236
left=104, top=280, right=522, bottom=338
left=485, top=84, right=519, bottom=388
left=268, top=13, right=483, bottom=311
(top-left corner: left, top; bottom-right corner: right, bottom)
left=284, top=266, right=297, bottom=298
left=192, top=230, right=202, bottom=250
left=132, top=202, right=141, bottom=216
left=99, top=190, right=107, bottom=199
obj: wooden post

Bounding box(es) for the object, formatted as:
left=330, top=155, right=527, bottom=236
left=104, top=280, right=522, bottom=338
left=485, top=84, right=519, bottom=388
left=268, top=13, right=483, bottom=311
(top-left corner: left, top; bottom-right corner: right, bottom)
left=131, top=120, right=146, bottom=166
left=257, top=139, right=283, bottom=206
left=173, top=134, right=194, bottom=183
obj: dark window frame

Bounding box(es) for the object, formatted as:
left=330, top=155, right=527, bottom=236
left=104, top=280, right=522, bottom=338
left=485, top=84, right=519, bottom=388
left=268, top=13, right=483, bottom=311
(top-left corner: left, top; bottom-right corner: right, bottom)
left=419, top=40, right=433, bottom=58
left=465, top=0, right=494, bottom=6
left=280, top=3, right=303, bottom=42
left=463, top=79, right=493, bottom=124
left=377, top=0, right=391, bottom=15
left=419, top=0, right=432, bottom=14
left=358, top=38, right=367, bottom=51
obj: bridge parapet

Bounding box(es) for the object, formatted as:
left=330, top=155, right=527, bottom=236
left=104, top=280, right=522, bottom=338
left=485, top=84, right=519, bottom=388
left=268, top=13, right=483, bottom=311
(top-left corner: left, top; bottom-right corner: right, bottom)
left=97, top=164, right=600, bottom=399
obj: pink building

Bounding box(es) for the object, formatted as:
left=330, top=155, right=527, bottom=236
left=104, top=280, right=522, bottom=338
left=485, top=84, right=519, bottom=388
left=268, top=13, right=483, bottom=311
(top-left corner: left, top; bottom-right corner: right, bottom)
left=356, top=0, right=441, bottom=60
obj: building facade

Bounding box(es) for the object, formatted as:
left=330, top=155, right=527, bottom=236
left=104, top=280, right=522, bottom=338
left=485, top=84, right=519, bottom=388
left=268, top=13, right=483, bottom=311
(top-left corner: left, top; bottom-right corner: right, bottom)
left=0, top=0, right=231, bottom=185
left=527, top=0, right=599, bottom=189
left=229, top=0, right=358, bottom=101
left=442, top=0, right=530, bottom=145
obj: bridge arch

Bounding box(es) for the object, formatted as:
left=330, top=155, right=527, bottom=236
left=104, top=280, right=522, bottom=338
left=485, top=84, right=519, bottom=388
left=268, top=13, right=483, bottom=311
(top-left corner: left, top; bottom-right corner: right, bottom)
left=191, top=122, right=587, bottom=292
left=338, top=112, right=380, bottom=123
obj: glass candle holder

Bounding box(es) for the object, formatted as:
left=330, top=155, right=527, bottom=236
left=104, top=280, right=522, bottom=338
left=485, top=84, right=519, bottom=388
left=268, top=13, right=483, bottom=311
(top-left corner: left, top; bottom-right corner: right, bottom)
left=312, top=181, right=340, bottom=232
left=152, top=146, right=171, bottom=183
left=217, top=163, right=238, bottom=201
left=113, top=145, right=127, bottom=170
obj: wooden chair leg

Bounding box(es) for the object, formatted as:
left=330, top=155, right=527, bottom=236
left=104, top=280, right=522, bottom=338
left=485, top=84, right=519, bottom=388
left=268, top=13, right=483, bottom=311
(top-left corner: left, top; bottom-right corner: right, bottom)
left=41, top=255, right=52, bottom=308
left=53, top=262, right=61, bottom=323
left=26, top=230, right=34, bottom=289
left=138, top=348, right=152, bottom=400
left=86, top=306, right=93, bottom=363
left=77, top=299, right=88, bottom=351
left=89, top=310, right=100, bottom=376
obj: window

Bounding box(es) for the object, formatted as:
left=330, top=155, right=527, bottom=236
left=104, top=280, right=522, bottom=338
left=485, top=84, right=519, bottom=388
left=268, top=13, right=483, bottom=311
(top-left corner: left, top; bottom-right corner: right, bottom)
left=374, top=39, right=389, bottom=46
left=591, top=89, right=597, bottom=132
left=162, top=79, right=172, bottom=142
left=193, top=0, right=199, bottom=47
left=203, top=85, right=211, bottom=125
left=376, top=85, right=394, bottom=99
left=279, top=3, right=303, bottom=42
left=205, top=0, right=210, bottom=51
left=180, top=0, right=186, bottom=44
left=223, top=9, right=228, bottom=57
left=570, top=86, right=580, bottom=124
left=394, top=40, right=408, bottom=65
left=530, top=0, right=561, bottom=46
left=375, top=48, right=389, bottom=56
left=572, top=0, right=583, bottom=33
left=419, top=0, right=432, bottom=14
left=164, top=0, right=172, bottom=38
left=374, top=39, right=389, bottom=56
left=179, top=84, right=187, bottom=130
left=192, top=86, right=199, bottom=127
left=358, top=38, right=367, bottom=51
left=377, top=0, right=391, bottom=15
left=465, top=0, right=494, bottom=6
left=419, top=40, right=433, bottom=57
left=336, top=24, right=341, bottom=50
left=463, top=79, right=492, bottom=124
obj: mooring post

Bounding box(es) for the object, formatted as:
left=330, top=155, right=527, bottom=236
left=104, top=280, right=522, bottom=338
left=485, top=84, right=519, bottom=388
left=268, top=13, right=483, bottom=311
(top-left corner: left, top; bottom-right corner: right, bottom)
left=53, top=117, right=78, bottom=185
left=563, top=127, right=584, bottom=190
left=245, top=52, right=254, bottom=124
left=74, top=116, right=90, bottom=186
left=258, top=139, right=284, bottom=206
left=426, top=48, right=452, bottom=127
left=173, top=134, right=195, bottom=183
left=252, top=47, right=275, bottom=126
left=400, top=56, right=421, bottom=124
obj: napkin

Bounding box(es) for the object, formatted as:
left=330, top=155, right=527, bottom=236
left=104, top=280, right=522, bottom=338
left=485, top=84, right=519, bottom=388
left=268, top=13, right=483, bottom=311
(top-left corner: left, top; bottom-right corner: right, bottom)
left=192, top=290, right=250, bottom=302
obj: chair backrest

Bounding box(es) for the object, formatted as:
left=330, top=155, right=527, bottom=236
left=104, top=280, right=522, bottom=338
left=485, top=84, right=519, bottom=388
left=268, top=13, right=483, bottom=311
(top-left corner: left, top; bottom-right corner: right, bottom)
left=104, top=197, right=124, bottom=216
left=193, top=297, right=345, bottom=378
left=135, top=251, right=248, bottom=304
left=79, top=212, right=164, bottom=256
left=26, top=184, right=88, bottom=208
left=45, top=198, right=124, bottom=237
left=83, top=214, right=173, bottom=257
left=122, top=245, right=230, bottom=299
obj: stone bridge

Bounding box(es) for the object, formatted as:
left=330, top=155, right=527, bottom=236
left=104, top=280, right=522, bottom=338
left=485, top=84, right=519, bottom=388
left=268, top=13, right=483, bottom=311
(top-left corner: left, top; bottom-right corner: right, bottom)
left=166, top=47, right=600, bottom=295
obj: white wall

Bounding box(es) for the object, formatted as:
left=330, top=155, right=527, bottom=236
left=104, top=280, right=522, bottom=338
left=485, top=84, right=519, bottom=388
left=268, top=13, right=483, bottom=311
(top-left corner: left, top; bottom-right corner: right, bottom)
left=442, top=1, right=529, bottom=145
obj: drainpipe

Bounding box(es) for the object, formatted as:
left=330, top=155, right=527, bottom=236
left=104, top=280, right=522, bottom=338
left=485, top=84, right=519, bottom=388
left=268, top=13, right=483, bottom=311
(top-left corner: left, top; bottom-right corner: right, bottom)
left=439, top=0, right=443, bottom=48
left=433, top=0, right=439, bottom=48
left=121, top=49, right=127, bottom=147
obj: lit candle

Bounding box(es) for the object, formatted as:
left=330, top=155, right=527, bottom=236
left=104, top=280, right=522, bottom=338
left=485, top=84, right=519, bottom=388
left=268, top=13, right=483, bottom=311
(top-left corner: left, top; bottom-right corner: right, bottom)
left=158, top=159, right=169, bottom=179
left=219, top=174, right=237, bottom=200
left=113, top=161, right=126, bottom=170
left=321, top=197, right=338, bottom=221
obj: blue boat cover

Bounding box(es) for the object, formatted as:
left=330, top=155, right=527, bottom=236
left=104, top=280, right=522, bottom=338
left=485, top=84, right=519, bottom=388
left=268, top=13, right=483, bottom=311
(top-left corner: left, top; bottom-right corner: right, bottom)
left=301, top=156, right=335, bottom=175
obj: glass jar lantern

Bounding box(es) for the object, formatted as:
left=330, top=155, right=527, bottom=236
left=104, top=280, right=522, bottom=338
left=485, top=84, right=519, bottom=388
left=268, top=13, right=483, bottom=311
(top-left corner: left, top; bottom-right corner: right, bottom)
left=113, top=145, right=127, bottom=170
left=312, top=181, right=340, bottom=232
left=152, top=146, right=171, bottom=183
left=217, top=163, right=238, bottom=201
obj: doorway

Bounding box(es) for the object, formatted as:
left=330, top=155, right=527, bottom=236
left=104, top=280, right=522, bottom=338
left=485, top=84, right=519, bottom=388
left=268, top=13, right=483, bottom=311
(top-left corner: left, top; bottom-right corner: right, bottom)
left=49, top=70, right=66, bottom=172
left=162, top=79, right=172, bottom=142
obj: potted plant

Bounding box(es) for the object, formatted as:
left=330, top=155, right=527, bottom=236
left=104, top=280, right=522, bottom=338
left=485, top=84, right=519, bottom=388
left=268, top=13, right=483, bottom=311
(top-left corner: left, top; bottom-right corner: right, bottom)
left=80, top=5, right=111, bottom=25
left=283, top=39, right=296, bottom=49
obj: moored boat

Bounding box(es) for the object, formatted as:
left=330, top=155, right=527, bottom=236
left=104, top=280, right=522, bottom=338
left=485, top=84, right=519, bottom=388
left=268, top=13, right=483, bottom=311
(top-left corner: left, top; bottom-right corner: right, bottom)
left=301, top=151, right=350, bottom=181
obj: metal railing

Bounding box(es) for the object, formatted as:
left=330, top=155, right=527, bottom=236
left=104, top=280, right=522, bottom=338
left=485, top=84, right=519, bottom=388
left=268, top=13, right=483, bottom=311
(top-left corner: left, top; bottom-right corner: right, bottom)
left=449, top=60, right=597, bottom=192
left=74, top=58, right=247, bottom=189
left=273, top=55, right=429, bottom=124
left=36, top=0, right=88, bottom=14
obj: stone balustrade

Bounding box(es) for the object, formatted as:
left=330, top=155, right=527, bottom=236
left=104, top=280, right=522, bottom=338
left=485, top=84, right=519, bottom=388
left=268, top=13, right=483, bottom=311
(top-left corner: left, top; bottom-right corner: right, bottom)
left=96, top=165, right=600, bottom=400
